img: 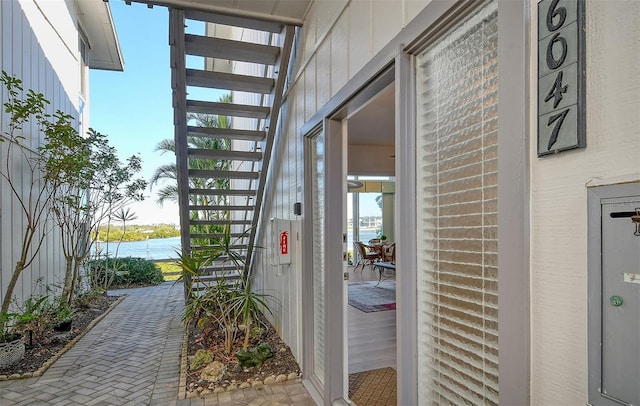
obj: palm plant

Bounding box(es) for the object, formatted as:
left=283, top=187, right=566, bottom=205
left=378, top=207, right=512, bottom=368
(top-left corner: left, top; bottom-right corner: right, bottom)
left=151, top=94, right=233, bottom=245
left=150, top=93, right=232, bottom=207
left=175, top=224, right=274, bottom=353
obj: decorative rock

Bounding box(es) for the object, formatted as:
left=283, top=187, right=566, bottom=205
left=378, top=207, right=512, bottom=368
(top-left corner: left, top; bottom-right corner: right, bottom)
left=252, top=381, right=264, bottom=388
left=200, top=389, right=212, bottom=396
left=263, top=376, right=276, bottom=385
left=239, top=382, right=251, bottom=389
left=190, top=349, right=214, bottom=371
left=214, top=387, right=225, bottom=394
left=288, top=372, right=300, bottom=380
left=227, top=383, right=238, bottom=391
left=187, top=391, right=198, bottom=399
left=200, top=361, right=226, bottom=383
left=275, top=374, right=287, bottom=383
left=9, top=374, right=20, bottom=380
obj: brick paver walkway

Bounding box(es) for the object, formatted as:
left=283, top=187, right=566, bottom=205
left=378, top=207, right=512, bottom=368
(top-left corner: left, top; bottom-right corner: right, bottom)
left=0, top=282, right=314, bottom=405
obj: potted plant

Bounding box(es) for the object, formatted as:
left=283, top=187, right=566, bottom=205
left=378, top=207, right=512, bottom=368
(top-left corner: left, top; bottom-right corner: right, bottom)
left=0, top=312, right=24, bottom=369
left=53, top=303, right=75, bottom=332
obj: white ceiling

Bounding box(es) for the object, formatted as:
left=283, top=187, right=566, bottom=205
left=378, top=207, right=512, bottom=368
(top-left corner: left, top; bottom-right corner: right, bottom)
left=347, top=84, right=395, bottom=176
left=348, top=83, right=395, bottom=146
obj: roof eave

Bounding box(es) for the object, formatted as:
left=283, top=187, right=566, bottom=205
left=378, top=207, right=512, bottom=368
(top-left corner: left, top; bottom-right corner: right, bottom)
left=76, top=0, right=125, bottom=72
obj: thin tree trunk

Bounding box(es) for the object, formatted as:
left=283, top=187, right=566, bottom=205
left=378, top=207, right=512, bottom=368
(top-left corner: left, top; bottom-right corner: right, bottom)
left=1, top=262, right=25, bottom=315
left=69, top=260, right=81, bottom=302
left=61, top=256, right=74, bottom=304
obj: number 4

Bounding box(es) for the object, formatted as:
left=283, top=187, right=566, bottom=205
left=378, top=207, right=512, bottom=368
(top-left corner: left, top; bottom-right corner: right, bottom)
left=544, top=70, right=568, bottom=109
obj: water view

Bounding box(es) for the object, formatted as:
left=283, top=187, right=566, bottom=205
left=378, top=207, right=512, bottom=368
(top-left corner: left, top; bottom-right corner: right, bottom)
left=93, top=236, right=181, bottom=260
left=92, top=229, right=381, bottom=261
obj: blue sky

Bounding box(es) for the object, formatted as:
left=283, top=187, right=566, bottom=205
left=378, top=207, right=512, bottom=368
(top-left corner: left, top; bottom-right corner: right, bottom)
left=89, top=1, right=382, bottom=225
left=90, top=2, right=177, bottom=225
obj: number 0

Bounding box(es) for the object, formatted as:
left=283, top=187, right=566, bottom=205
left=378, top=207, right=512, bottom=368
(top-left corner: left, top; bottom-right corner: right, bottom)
left=546, top=33, right=568, bottom=70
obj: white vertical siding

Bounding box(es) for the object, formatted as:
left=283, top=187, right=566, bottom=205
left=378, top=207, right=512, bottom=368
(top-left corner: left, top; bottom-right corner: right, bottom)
left=304, top=59, right=317, bottom=121
left=348, top=2, right=371, bottom=77
left=372, top=1, right=402, bottom=54
left=0, top=0, right=80, bottom=309
left=253, top=0, right=435, bottom=373
left=329, top=12, right=348, bottom=94
left=530, top=1, right=640, bottom=404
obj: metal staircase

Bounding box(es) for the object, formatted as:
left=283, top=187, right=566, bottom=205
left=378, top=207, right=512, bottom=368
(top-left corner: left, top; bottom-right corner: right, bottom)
left=169, top=8, right=295, bottom=295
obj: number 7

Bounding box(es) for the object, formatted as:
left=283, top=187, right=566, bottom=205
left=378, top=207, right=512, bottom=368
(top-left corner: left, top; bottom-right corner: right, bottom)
left=547, top=109, right=569, bottom=150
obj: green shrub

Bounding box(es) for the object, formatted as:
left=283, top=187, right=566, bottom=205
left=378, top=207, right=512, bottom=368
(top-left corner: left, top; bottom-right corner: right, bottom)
left=87, top=257, right=164, bottom=287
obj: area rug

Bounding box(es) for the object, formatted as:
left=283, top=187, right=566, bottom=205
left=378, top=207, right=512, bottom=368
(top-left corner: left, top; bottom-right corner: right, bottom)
left=348, top=280, right=396, bottom=312
left=349, top=367, right=397, bottom=406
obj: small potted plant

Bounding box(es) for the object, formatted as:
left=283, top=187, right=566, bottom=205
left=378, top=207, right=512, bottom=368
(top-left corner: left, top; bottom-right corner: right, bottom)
left=380, top=234, right=387, bottom=242
left=53, top=303, right=75, bottom=332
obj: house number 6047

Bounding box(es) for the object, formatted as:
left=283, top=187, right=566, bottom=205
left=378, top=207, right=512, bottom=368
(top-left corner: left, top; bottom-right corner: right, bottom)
left=537, top=0, right=585, bottom=157
left=544, top=0, right=570, bottom=150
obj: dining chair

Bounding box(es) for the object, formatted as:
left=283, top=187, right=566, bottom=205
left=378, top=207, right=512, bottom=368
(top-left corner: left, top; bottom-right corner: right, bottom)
left=382, top=242, right=396, bottom=263
left=353, top=241, right=380, bottom=271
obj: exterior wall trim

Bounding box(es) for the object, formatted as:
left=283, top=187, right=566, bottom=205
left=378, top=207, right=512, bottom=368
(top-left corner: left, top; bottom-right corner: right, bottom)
left=497, top=0, right=530, bottom=404
left=395, top=46, right=418, bottom=406
left=323, top=117, right=347, bottom=405
left=301, top=123, right=324, bottom=404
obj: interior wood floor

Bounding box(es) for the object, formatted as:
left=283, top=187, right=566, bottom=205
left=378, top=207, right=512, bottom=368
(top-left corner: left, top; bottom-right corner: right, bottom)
left=348, top=265, right=397, bottom=374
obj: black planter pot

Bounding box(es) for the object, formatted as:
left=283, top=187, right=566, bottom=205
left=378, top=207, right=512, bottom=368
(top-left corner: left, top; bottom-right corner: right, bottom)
left=54, top=320, right=73, bottom=332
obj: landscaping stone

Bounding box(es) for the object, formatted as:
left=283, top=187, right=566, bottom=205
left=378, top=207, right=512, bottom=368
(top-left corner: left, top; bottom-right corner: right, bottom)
left=200, top=361, right=226, bottom=383
left=190, top=349, right=214, bottom=370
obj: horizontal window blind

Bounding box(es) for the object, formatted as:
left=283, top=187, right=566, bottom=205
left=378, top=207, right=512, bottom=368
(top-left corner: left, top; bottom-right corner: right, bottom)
left=415, top=1, right=498, bottom=404
left=311, top=133, right=326, bottom=385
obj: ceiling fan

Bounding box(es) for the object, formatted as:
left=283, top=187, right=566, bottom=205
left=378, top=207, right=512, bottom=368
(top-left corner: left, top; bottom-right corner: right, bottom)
left=347, top=180, right=364, bottom=190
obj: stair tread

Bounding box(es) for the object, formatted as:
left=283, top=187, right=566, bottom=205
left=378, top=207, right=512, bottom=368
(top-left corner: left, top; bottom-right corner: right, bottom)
left=190, top=219, right=251, bottom=225
left=185, top=34, right=279, bottom=65
left=186, top=69, right=274, bottom=94
left=186, top=100, right=270, bottom=119
left=190, top=233, right=247, bottom=238
left=187, top=126, right=266, bottom=141
left=187, top=148, right=262, bottom=161
left=188, top=169, right=259, bottom=179
left=189, top=188, right=256, bottom=196
left=185, top=10, right=284, bottom=33
left=189, top=205, right=254, bottom=211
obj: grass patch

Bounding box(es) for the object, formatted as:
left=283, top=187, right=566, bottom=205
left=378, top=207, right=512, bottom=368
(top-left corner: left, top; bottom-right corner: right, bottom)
left=156, top=261, right=181, bottom=281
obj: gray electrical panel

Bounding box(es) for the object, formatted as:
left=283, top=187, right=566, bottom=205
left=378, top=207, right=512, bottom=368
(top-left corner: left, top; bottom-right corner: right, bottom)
left=588, top=183, right=640, bottom=406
